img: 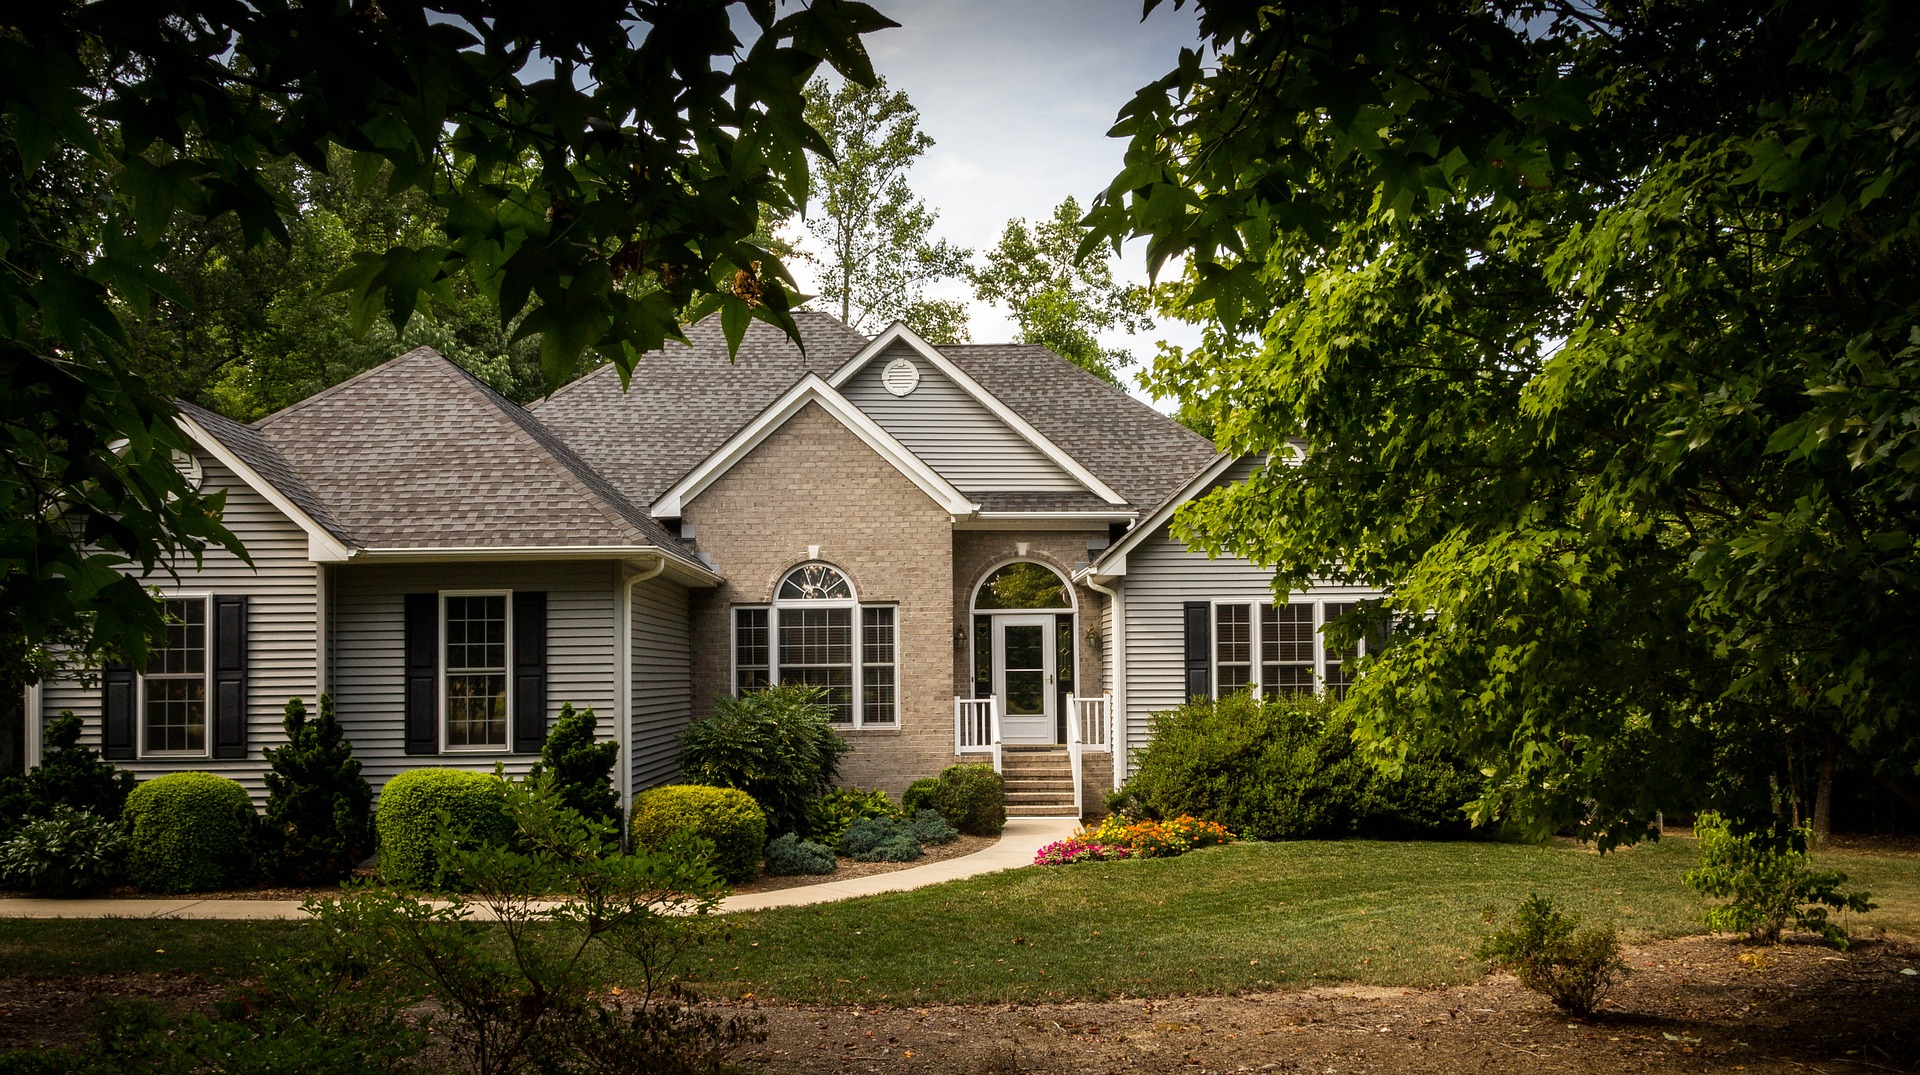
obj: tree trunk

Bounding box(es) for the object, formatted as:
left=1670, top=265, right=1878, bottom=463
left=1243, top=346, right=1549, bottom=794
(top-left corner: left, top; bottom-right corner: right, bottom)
left=1813, top=734, right=1837, bottom=841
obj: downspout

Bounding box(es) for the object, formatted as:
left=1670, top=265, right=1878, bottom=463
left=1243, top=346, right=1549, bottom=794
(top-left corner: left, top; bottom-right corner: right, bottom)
left=619, top=556, right=668, bottom=822
left=1084, top=575, right=1125, bottom=791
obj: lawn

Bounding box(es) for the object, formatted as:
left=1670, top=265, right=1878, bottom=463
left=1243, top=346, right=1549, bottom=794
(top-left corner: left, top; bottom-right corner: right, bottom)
left=0, top=837, right=1914, bottom=1007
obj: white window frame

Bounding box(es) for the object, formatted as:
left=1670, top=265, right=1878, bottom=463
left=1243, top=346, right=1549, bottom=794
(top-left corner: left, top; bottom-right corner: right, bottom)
left=732, top=564, right=899, bottom=729
left=440, top=589, right=514, bottom=754
left=1211, top=601, right=1255, bottom=698
left=1259, top=600, right=1319, bottom=699
left=1201, top=598, right=1377, bottom=701
left=139, top=592, right=213, bottom=759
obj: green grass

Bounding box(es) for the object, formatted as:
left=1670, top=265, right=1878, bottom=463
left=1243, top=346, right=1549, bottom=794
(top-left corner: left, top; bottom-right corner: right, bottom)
left=0, top=838, right=1914, bottom=1007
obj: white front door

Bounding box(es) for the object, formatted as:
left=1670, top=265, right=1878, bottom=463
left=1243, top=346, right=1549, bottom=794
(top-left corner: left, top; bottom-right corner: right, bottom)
left=994, top=615, right=1056, bottom=744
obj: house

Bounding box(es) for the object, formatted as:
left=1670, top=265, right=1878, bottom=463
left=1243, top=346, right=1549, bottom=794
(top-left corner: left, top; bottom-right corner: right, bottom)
left=21, top=312, right=1383, bottom=818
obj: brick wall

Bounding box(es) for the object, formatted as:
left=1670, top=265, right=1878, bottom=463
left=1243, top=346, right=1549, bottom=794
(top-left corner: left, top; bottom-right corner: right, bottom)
left=681, top=401, right=958, bottom=794
left=951, top=529, right=1111, bottom=701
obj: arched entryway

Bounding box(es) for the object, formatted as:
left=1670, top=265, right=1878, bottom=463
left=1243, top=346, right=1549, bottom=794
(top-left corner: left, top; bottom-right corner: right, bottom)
left=969, top=561, right=1076, bottom=745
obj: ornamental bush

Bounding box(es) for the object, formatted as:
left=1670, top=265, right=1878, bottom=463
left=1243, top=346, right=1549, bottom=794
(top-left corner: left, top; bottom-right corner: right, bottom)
left=122, top=772, right=258, bottom=893
left=528, top=702, right=620, bottom=827
left=837, top=816, right=923, bottom=862
left=763, top=832, right=837, bottom=876
left=0, top=712, right=135, bottom=839
left=0, top=805, right=127, bottom=896
left=1076, top=815, right=1235, bottom=858
left=907, top=807, right=958, bottom=845
left=630, top=785, right=766, bottom=883
left=261, top=695, right=374, bottom=884
left=375, top=768, right=513, bottom=889
left=901, top=777, right=940, bottom=816
left=1685, top=813, right=1875, bottom=947
left=806, top=786, right=900, bottom=850
left=1034, top=838, right=1135, bottom=866
left=678, top=685, right=850, bottom=837
left=1123, top=693, right=1480, bottom=840
left=915, top=764, right=1006, bottom=836
left=1478, top=894, right=1626, bottom=1016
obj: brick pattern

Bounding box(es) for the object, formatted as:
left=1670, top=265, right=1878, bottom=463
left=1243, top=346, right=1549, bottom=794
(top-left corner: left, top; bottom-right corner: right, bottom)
left=951, top=529, right=1111, bottom=701
left=682, top=402, right=957, bottom=795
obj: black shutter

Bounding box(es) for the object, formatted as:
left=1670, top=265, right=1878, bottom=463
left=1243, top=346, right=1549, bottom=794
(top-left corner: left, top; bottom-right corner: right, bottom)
left=512, top=591, right=548, bottom=754
left=403, top=593, right=438, bottom=755
left=972, top=615, right=991, bottom=699
left=102, top=662, right=136, bottom=760
left=212, top=595, right=248, bottom=758
left=1183, top=601, right=1212, bottom=700
left=1055, top=613, right=1074, bottom=743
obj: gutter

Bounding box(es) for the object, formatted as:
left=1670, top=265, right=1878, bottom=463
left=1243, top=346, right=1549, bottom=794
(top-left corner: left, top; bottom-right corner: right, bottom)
left=1083, top=574, right=1126, bottom=791
left=617, top=556, right=668, bottom=827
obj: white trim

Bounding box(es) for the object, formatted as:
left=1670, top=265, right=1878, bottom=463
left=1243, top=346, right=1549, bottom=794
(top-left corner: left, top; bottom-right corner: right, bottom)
left=174, top=414, right=355, bottom=563
left=348, top=545, right=719, bottom=580
left=439, top=589, right=514, bottom=754
left=826, top=322, right=1130, bottom=506
left=139, top=593, right=214, bottom=760
left=314, top=563, right=330, bottom=697
left=1084, top=575, right=1125, bottom=789
left=990, top=613, right=1057, bottom=745
left=618, top=557, right=667, bottom=819
left=969, top=558, right=1078, bottom=614
left=22, top=682, right=43, bottom=770
left=1210, top=599, right=1255, bottom=699
left=651, top=375, right=978, bottom=518
left=1077, top=453, right=1241, bottom=580
left=955, top=511, right=1138, bottom=531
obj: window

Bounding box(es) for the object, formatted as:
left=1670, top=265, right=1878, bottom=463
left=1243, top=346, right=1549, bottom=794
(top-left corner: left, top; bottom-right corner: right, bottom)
left=1322, top=601, right=1358, bottom=700
left=732, top=563, right=897, bottom=728
left=1214, top=603, right=1253, bottom=695
left=143, top=597, right=208, bottom=755
left=973, top=562, right=1070, bottom=610
left=444, top=593, right=509, bottom=749
left=1261, top=603, right=1316, bottom=696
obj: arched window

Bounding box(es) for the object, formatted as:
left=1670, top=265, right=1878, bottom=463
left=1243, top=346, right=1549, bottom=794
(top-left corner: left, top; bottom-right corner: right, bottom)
left=732, top=562, right=895, bottom=728
left=972, top=561, right=1072, bottom=611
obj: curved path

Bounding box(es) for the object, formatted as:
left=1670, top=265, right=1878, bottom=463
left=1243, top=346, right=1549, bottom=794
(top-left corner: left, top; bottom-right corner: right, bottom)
left=0, top=818, right=1081, bottom=921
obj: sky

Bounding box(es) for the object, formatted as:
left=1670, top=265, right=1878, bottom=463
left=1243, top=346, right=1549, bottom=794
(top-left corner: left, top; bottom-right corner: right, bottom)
left=780, top=0, right=1210, bottom=406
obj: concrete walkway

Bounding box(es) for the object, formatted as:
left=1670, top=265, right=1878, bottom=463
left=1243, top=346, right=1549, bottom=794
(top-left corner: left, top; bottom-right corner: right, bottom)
left=0, top=817, right=1081, bottom=922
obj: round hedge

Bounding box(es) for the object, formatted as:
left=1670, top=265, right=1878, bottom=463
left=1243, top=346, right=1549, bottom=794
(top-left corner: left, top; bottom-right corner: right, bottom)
left=122, top=772, right=258, bottom=893
left=629, top=785, right=766, bottom=883
left=926, top=764, right=1007, bottom=837
left=375, top=768, right=513, bottom=889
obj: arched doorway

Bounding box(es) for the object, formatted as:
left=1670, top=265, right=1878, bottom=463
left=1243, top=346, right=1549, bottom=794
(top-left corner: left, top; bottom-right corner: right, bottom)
left=970, top=561, right=1075, bottom=744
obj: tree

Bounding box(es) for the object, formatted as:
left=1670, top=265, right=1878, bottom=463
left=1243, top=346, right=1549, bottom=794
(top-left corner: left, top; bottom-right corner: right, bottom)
left=801, top=75, right=971, bottom=339
left=1089, top=0, right=1920, bottom=846
left=972, top=197, right=1152, bottom=383
left=1, top=1, right=892, bottom=686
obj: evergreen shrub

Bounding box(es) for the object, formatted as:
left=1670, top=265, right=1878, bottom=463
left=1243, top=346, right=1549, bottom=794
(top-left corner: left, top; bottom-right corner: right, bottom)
left=629, top=784, right=766, bottom=883
left=678, top=685, right=849, bottom=836
left=917, top=764, right=1006, bottom=836
left=763, top=832, right=837, bottom=876
left=901, top=777, right=940, bottom=816
left=0, top=805, right=127, bottom=896
left=837, top=816, right=922, bottom=862
left=261, top=695, right=374, bottom=884
left=122, top=772, right=258, bottom=893
left=0, top=712, right=134, bottom=838
left=907, top=807, right=958, bottom=845
left=528, top=702, right=620, bottom=826
left=375, top=768, right=512, bottom=889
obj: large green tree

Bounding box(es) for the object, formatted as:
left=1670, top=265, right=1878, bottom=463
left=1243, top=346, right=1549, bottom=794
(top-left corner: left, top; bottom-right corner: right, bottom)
left=1, top=1, right=890, bottom=687
left=972, top=196, right=1152, bottom=384
left=1091, top=0, right=1920, bottom=844
left=801, top=75, right=970, bottom=339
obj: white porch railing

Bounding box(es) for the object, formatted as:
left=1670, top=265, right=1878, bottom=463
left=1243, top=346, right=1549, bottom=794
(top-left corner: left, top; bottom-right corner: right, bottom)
left=1069, top=694, right=1113, bottom=753
left=954, top=695, right=1004, bottom=773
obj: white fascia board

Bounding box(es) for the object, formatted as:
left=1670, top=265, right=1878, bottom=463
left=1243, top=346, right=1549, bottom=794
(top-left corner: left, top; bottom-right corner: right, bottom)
left=350, top=544, right=716, bottom=575
left=651, top=374, right=978, bottom=518
left=956, top=511, right=1138, bottom=532
left=1078, top=452, right=1245, bottom=579
left=175, top=414, right=356, bottom=563
left=826, top=322, right=1131, bottom=506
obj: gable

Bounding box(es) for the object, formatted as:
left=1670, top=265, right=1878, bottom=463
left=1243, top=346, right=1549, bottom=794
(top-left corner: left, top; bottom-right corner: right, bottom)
left=838, top=341, right=1090, bottom=495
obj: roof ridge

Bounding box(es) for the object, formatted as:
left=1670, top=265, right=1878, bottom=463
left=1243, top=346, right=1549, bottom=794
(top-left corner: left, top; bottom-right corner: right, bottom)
left=253, top=346, right=442, bottom=430
left=943, top=343, right=1215, bottom=454
left=175, top=398, right=354, bottom=541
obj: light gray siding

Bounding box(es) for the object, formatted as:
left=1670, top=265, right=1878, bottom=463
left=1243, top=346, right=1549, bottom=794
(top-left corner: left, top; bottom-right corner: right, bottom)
left=35, top=453, right=320, bottom=799
left=329, top=561, right=619, bottom=794
left=630, top=576, right=693, bottom=794
left=841, top=342, right=1087, bottom=494
left=1116, top=459, right=1382, bottom=774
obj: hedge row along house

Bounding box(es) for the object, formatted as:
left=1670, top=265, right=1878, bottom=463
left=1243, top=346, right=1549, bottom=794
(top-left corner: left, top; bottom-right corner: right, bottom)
left=18, top=313, right=1382, bottom=817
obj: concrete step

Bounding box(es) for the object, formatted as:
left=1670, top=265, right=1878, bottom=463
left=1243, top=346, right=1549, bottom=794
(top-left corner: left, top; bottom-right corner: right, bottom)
left=1007, top=794, right=1078, bottom=808
left=1008, top=804, right=1082, bottom=818
left=1004, top=775, right=1072, bottom=789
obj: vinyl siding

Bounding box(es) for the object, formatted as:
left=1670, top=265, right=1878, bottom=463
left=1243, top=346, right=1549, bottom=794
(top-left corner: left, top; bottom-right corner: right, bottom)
left=841, top=342, right=1087, bottom=494
left=630, top=575, right=693, bottom=794
left=329, top=561, right=620, bottom=795
left=35, top=453, right=320, bottom=799
left=1117, top=458, right=1382, bottom=773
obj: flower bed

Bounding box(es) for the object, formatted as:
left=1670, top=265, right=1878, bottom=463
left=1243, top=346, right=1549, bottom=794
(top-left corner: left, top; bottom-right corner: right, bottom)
left=1035, top=815, right=1235, bottom=866
left=1033, top=838, right=1136, bottom=866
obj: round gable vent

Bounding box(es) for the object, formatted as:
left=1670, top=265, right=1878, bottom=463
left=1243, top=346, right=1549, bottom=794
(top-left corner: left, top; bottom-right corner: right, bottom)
left=882, top=356, right=920, bottom=397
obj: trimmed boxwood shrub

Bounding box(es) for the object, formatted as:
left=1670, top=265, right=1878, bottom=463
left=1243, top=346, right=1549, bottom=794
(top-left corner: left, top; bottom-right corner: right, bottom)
left=629, top=784, right=766, bottom=883
left=901, top=777, right=940, bottom=817
left=375, top=768, right=513, bottom=889
left=918, top=764, right=1006, bottom=836
left=122, top=772, right=258, bottom=893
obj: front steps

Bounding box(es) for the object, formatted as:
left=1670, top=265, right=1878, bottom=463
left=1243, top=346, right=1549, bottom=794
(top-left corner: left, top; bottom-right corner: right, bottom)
left=1000, top=745, right=1079, bottom=818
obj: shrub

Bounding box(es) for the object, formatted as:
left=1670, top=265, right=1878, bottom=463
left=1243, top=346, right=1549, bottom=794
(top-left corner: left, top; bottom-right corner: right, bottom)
left=918, top=764, right=1007, bottom=836
left=630, top=785, right=766, bottom=883
left=1034, top=838, right=1135, bottom=866
left=122, top=772, right=258, bottom=893
left=261, top=695, right=374, bottom=884
left=907, top=808, right=958, bottom=845
left=375, top=768, right=512, bottom=889
left=1123, top=693, right=1480, bottom=840
left=901, top=777, right=940, bottom=816
left=1076, top=815, right=1234, bottom=858
left=837, top=816, right=926, bottom=862
left=678, top=685, right=851, bottom=836
left=1478, top=894, right=1626, bottom=1016
left=528, top=702, right=620, bottom=827
left=806, top=786, right=900, bottom=850
left=764, top=833, right=837, bottom=876
left=0, top=806, right=126, bottom=896
left=0, top=712, right=134, bottom=839
left=1685, top=813, right=1875, bottom=947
